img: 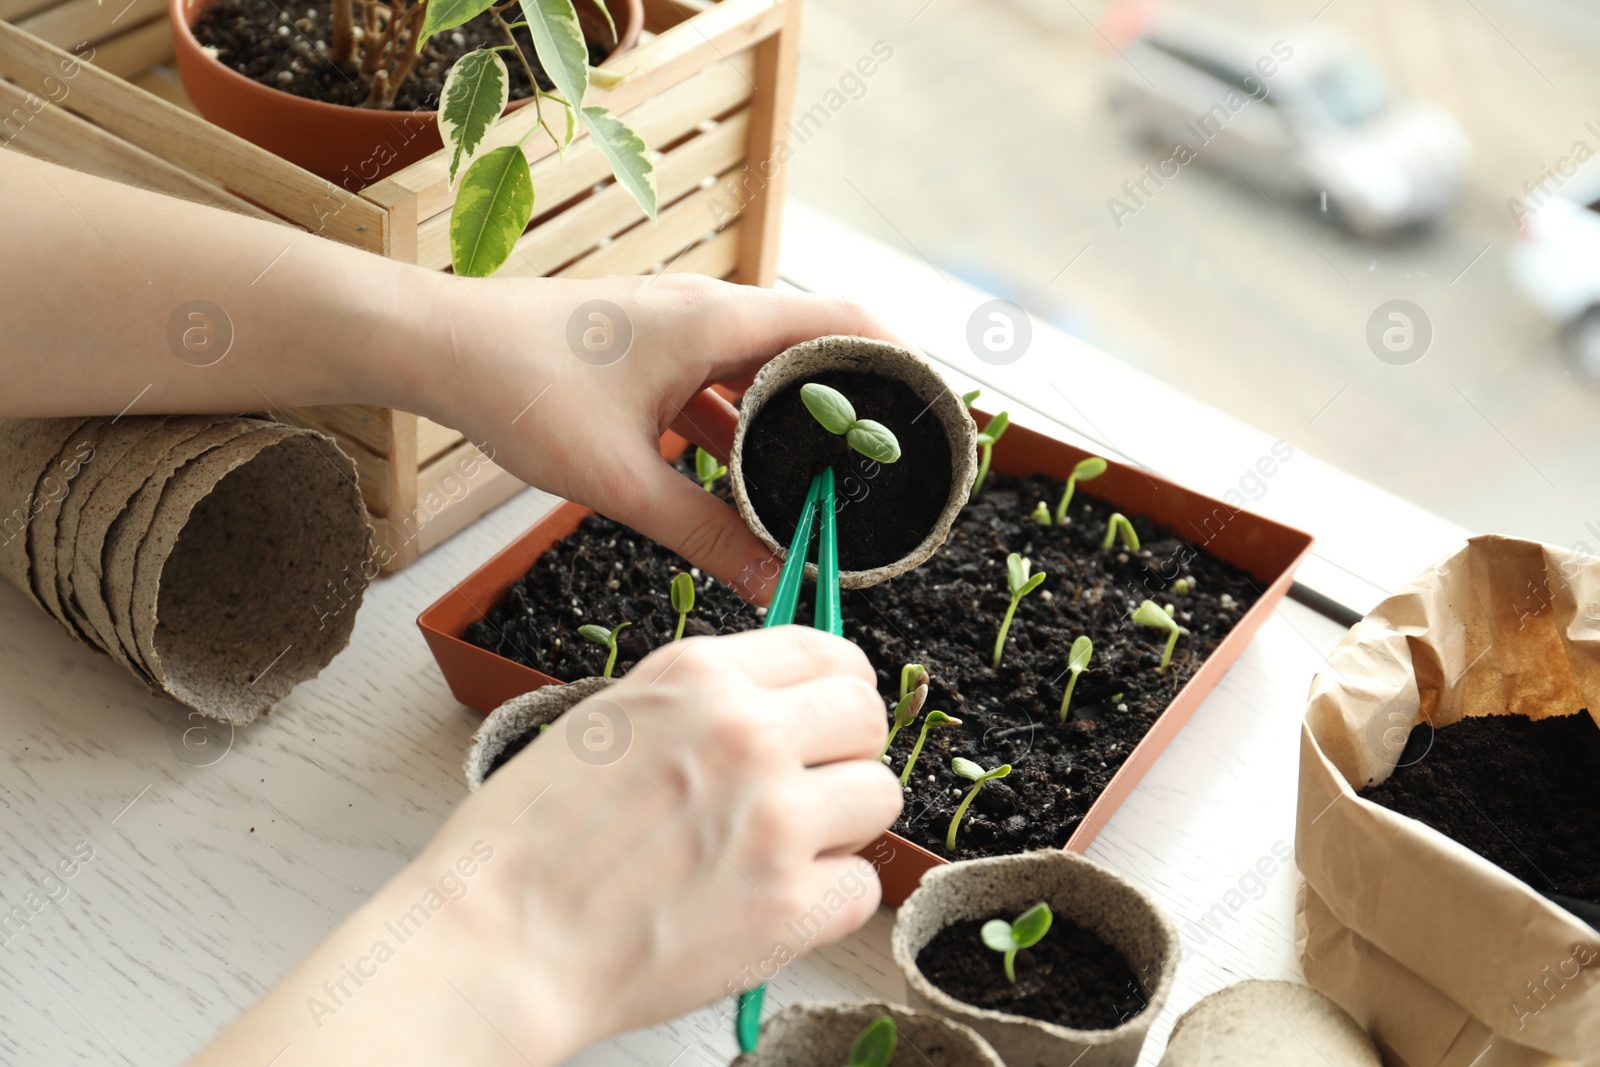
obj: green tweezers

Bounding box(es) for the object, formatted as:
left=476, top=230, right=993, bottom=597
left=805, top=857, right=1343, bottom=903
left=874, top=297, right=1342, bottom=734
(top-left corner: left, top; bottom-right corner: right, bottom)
left=735, top=468, right=841, bottom=1052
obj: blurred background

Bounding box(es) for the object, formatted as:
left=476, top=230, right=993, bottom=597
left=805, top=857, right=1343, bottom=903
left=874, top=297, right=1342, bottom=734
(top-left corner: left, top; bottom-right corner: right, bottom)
left=788, top=0, right=1600, bottom=553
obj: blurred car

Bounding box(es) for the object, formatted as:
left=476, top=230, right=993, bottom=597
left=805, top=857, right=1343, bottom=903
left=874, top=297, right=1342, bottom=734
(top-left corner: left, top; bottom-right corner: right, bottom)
left=1100, top=3, right=1469, bottom=234
left=1508, top=154, right=1600, bottom=380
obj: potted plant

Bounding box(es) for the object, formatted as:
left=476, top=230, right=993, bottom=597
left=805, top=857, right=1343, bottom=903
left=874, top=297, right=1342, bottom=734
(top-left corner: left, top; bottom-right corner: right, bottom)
left=728, top=1001, right=1003, bottom=1067
left=891, top=851, right=1180, bottom=1067
left=170, top=0, right=654, bottom=276
left=1157, top=981, right=1382, bottom=1066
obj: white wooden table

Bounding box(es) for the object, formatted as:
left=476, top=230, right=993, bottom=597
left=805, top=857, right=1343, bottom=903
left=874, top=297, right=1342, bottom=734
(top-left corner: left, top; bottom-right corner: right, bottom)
left=0, top=210, right=1470, bottom=1067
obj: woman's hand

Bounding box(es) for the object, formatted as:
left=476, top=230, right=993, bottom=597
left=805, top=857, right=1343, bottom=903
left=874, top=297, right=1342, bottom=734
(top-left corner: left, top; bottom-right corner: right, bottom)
left=188, top=628, right=902, bottom=1067
left=418, top=274, right=907, bottom=603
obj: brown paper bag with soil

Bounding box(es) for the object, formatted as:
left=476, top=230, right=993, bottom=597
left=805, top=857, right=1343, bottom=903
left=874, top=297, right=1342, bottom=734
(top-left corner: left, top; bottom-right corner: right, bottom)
left=1296, top=535, right=1600, bottom=1067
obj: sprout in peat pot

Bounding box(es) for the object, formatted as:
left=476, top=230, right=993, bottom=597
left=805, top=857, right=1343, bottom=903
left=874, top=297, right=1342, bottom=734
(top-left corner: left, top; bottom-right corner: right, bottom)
left=800, top=383, right=903, bottom=464
left=1101, top=512, right=1140, bottom=554
left=578, top=620, right=631, bottom=678
left=981, top=902, right=1054, bottom=984
left=993, top=553, right=1047, bottom=670
left=947, top=758, right=1012, bottom=851
left=1031, top=501, right=1051, bottom=525
left=668, top=572, right=694, bottom=641
left=1054, top=456, right=1108, bottom=525
left=1058, top=636, right=1094, bottom=723
left=962, top=389, right=981, bottom=408
left=1132, top=599, right=1182, bottom=673
left=900, top=710, right=961, bottom=786
left=969, top=411, right=1009, bottom=501
left=848, top=1015, right=897, bottom=1067
left=882, top=683, right=929, bottom=759
left=695, top=447, right=727, bottom=492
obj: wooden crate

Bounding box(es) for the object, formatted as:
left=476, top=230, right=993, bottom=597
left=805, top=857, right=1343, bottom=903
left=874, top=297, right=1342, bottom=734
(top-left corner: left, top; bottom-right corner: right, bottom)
left=0, top=0, right=801, bottom=571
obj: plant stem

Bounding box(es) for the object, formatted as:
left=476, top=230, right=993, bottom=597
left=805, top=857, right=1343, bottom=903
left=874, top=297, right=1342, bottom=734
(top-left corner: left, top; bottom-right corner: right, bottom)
left=1058, top=670, right=1080, bottom=723
left=880, top=721, right=904, bottom=761
left=1004, top=949, right=1017, bottom=984
left=603, top=642, right=618, bottom=678
left=946, top=781, right=985, bottom=851
left=673, top=612, right=686, bottom=642
left=1054, top=477, right=1075, bottom=525
left=1159, top=629, right=1178, bottom=673
left=992, top=595, right=1020, bottom=670
left=899, top=723, right=931, bottom=785
left=970, top=443, right=992, bottom=502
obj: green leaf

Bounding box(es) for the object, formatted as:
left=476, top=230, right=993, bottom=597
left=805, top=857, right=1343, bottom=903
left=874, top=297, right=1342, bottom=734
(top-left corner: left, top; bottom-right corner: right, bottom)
left=981, top=919, right=1016, bottom=953
left=695, top=447, right=723, bottom=484
left=892, top=685, right=926, bottom=729
left=1005, top=553, right=1028, bottom=595
left=578, top=623, right=611, bottom=646
left=847, top=419, right=901, bottom=464
left=450, top=145, right=534, bottom=277
left=1074, top=456, right=1108, bottom=481
left=981, top=763, right=1013, bottom=782
left=439, top=50, right=510, bottom=187
left=579, top=0, right=616, bottom=42
left=1068, top=635, right=1093, bottom=673
left=849, top=1017, right=897, bottom=1067
left=419, top=0, right=496, bottom=43
left=961, top=389, right=981, bottom=408
left=670, top=572, right=694, bottom=614
left=984, top=410, right=1010, bottom=443
left=925, top=710, right=959, bottom=728
left=581, top=105, right=657, bottom=219
left=899, top=663, right=928, bottom=700
left=1011, top=902, right=1053, bottom=948
left=1133, top=599, right=1178, bottom=632
left=519, top=0, right=590, bottom=109
left=1018, top=572, right=1046, bottom=596
left=800, top=382, right=855, bottom=435
left=951, top=757, right=984, bottom=781
left=976, top=433, right=995, bottom=447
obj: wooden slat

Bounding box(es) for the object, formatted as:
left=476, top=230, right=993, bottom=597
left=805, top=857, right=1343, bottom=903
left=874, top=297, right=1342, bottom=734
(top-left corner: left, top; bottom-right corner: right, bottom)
left=0, top=0, right=61, bottom=23
left=0, top=23, right=390, bottom=252
left=666, top=222, right=740, bottom=279
left=385, top=408, right=418, bottom=533
left=417, top=417, right=463, bottom=467
left=127, top=69, right=195, bottom=112
left=89, top=17, right=174, bottom=80
left=413, top=463, right=525, bottom=560
left=378, top=0, right=782, bottom=219
left=409, top=56, right=752, bottom=267
left=281, top=404, right=394, bottom=456
left=20, top=0, right=164, bottom=53
left=554, top=176, right=736, bottom=279
left=434, top=109, right=748, bottom=275
left=734, top=0, right=797, bottom=286
left=641, top=0, right=714, bottom=33
left=0, top=76, right=280, bottom=220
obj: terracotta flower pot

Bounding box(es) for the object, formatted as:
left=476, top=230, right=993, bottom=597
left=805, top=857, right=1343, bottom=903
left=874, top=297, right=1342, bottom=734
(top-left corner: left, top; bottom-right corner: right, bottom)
left=729, top=1001, right=1004, bottom=1067
left=1157, top=981, right=1382, bottom=1066
left=892, top=851, right=1180, bottom=1067
left=729, top=335, right=977, bottom=588
left=464, top=674, right=612, bottom=788
left=169, top=0, right=643, bottom=185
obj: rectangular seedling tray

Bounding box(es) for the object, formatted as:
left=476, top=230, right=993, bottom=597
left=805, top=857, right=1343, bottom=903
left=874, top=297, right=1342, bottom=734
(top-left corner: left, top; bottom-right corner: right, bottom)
left=420, top=414, right=1313, bottom=904
left=0, top=0, right=800, bottom=571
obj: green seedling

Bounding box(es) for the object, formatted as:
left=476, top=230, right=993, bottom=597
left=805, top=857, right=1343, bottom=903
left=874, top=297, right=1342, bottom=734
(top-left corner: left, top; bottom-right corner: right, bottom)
left=1054, top=456, right=1108, bottom=524
left=1031, top=501, right=1051, bottom=525
left=1132, top=599, right=1181, bottom=672
left=1101, top=512, right=1140, bottom=553
left=669, top=572, right=694, bottom=641
left=800, top=383, right=902, bottom=464
left=1173, top=577, right=1191, bottom=595
left=900, top=663, right=929, bottom=701
left=900, top=710, right=961, bottom=785
left=969, top=410, right=1010, bottom=501
left=947, top=758, right=1012, bottom=851
left=881, top=683, right=928, bottom=759
left=695, top=447, right=727, bottom=492
left=848, top=1016, right=897, bottom=1067
left=982, top=902, right=1054, bottom=983
left=578, top=620, right=631, bottom=678
left=993, top=553, right=1046, bottom=669
left=1058, top=636, right=1094, bottom=723
left=962, top=388, right=981, bottom=408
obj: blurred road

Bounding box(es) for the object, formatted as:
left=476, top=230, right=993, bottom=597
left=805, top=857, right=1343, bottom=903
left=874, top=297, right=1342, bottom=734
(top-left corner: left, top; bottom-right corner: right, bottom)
left=787, top=0, right=1600, bottom=552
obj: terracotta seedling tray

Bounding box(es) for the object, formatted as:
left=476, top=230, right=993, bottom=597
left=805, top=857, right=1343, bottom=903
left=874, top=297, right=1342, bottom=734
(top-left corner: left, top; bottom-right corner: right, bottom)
left=419, top=415, right=1313, bottom=904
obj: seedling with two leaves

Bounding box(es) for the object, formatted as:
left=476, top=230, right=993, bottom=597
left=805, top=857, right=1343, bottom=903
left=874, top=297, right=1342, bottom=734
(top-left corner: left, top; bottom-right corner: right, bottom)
left=801, top=383, right=902, bottom=464
left=695, top=447, right=728, bottom=492
left=946, top=758, right=1011, bottom=852
left=993, top=553, right=1046, bottom=670
left=1053, top=456, right=1108, bottom=524
left=1058, top=636, right=1093, bottom=722
left=578, top=620, right=630, bottom=678
left=969, top=411, right=1009, bottom=500
left=900, top=710, right=961, bottom=785
left=669, top=572, right=694, bottom=641
left=981, top=902, right=1054, bottom=983
left=881, top=683, right=928, bottom=760
left=1132, top=599, right=1182, bottom=673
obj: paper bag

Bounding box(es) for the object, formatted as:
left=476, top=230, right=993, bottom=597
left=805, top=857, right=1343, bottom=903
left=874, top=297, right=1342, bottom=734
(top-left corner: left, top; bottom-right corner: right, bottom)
left=1296, top=535, right=1600, bottom=1067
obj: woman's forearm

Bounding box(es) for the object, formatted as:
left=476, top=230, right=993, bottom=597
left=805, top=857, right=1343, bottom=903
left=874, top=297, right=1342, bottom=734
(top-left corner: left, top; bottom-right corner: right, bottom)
left=0, top=148, right=452, bottom=420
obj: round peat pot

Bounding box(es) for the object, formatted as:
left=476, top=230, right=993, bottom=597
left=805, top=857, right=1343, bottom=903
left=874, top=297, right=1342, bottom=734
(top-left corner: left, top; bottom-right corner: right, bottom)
left=169, top=0, right=643, bottom=184
left=892, top=851, right=1180, bottom=1067
left=729, top=1001, right=1004, bottom=1067
left=730, top=335, right=976, bottom=587
left=464, top=676, right=612, bottom=789
left=1158, top=981, right=1382, bottom=1066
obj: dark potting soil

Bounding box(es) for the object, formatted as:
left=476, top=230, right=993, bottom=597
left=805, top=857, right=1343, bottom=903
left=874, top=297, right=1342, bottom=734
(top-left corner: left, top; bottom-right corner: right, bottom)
left=1361, top=712, right=1600, bottom=900
left=192, top=0, right=610, bottom=111
left=465, top=457, right=1261, bottom=859
left=741, top=372, right=954, bottom=572
left=916, top=916, right=1147, bottom=1031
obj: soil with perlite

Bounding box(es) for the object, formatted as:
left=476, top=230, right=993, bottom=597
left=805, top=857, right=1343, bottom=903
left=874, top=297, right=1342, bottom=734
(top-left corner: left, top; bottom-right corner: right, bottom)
left=192, top=0, right=610, bottom=111
left=1361, top=712, right=1600, bottom=900
left=466, top=457, right=1262, bottom=859
left=916, top=916, right=1147, bottom=1031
